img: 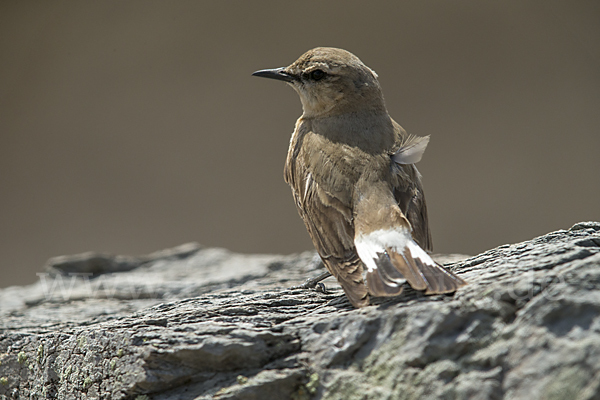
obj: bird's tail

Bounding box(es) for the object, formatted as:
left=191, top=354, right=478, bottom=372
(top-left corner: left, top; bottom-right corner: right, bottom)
left=355, top=227, right=466, bottom=297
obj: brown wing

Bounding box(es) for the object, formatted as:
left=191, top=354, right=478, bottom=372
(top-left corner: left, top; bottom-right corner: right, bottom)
left=292, top=173, right=369, bottom=308
left=284, top=133, right=368, bottom=308
left=284, top=124, right=370, bottom=307
left=392, top=164, right=432, bottom=252
left=389, top=124, right=432, bottom=252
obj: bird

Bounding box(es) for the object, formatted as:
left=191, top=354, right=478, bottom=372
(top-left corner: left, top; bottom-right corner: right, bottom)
left=252, top=47, right=466, bottom=308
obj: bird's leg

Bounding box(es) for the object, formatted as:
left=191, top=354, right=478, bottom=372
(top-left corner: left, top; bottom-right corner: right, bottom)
left=289, top=255, right=331, bottom=290
left=289, top=270, right=332, bottom=290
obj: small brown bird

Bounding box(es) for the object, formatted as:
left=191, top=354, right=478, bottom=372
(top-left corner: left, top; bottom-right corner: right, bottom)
left=253, top=47, right=466, bottom=307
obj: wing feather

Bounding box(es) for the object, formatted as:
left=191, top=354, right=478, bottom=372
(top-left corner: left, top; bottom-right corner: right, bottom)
left=289, top=156, right=369, bottom=308
left=390, top=129, right=432, bottom=252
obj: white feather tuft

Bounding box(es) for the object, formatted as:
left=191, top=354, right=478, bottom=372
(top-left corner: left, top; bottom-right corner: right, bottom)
left=392, top=135, right=430, bottom=165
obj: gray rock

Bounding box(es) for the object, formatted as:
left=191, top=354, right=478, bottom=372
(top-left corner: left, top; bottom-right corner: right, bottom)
left=1, top=222, right=600, bottom=399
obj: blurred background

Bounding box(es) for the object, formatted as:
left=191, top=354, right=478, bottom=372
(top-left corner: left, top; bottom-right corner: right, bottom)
left=1, top=1, right=599, bottom=288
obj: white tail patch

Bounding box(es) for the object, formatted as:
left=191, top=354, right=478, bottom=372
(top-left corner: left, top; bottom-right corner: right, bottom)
left=392, top=135, right=430, bottom=165
left=404, top=240, right=435, bottom=268
left=355, top=227, right=415, bottom=272
left=355, top=226, right=465, bottom=297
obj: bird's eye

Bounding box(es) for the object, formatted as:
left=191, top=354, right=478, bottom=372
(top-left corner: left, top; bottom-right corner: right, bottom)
left=310, top=69, right=325, bottom=81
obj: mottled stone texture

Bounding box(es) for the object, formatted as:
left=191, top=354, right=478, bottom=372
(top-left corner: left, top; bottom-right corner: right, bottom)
left=1, top=222, right=600, bottom=400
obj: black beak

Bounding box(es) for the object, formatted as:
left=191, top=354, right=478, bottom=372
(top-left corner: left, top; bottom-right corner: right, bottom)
left=252, top=67, right=296, bottom=83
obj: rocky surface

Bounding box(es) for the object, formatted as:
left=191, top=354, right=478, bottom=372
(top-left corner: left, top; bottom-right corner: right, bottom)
left=1, top=222, right=600, bottom=400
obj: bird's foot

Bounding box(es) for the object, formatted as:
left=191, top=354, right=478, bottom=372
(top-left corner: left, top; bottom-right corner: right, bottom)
left=315, top=282, right=329, bottom=294
left=288, top=271, right=332, bottom=290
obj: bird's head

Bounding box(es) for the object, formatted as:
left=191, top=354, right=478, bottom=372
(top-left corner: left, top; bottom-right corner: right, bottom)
left=253, top=47, right=386, bottom=118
